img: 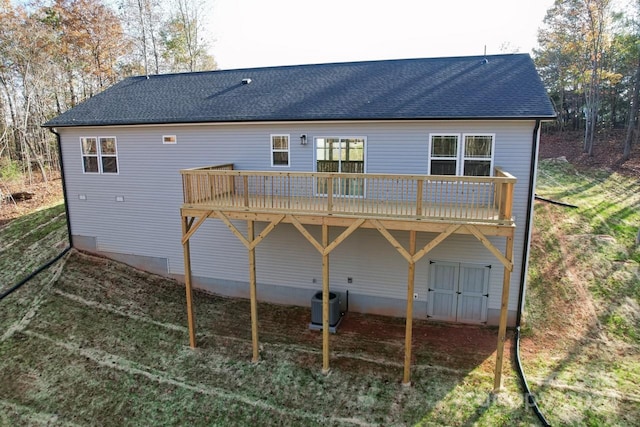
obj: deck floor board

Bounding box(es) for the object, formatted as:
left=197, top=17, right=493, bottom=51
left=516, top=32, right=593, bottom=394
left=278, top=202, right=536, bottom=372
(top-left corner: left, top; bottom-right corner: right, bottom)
left=182, top=194, right=507, bottom=225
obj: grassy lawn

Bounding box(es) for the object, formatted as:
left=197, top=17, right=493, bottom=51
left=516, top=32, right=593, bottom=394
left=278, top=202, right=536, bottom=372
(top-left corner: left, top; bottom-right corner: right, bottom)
left=0, top=208, right=536, bottom=425
left=0, top=158, right=638, bottom=425
left=522, top=158, right=640, bottom=426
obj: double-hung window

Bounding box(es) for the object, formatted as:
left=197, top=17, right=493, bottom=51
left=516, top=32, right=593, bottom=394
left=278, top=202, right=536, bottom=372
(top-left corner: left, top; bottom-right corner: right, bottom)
left=462, top=135, right=493, bottom=176
left=271, top=134, right=290, bottom=167
left=81, top=136, right=119, bottom=174
left=428, top=134, right=494, bottom=176
left=429, top=135, right=458, bottom=175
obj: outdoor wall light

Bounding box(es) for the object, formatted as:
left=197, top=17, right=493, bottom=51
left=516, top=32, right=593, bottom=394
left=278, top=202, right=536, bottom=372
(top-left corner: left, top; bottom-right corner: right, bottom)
left=300, top=134, right=307, bottom=145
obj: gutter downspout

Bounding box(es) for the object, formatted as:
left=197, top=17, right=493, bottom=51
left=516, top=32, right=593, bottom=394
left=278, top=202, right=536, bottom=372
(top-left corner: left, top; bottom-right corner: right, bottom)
left=517, top=121, right=540, bottom=327
left=50, top=127, right=73, bottom=247
left=0, top=128, right=73, bottom=301
left=515, top=119, right=551, bottom=426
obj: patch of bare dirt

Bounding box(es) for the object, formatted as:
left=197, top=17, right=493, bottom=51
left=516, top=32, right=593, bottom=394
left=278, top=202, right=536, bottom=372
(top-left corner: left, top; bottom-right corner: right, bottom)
left=61, top=250, right=507, bottom=381
left=540, top=129, right=640, bottom=177
left=0, top=175, right=63, bottom=227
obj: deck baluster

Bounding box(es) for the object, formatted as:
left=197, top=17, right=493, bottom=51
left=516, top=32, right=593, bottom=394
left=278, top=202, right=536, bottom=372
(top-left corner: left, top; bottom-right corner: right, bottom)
left=180, top=166, right=516, bottom=226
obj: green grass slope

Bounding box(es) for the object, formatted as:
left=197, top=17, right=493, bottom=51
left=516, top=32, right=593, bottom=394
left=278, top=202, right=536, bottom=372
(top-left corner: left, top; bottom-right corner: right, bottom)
left=1, top=158, right=637, bottom=425
left=523, top=158, right=640, bottom=426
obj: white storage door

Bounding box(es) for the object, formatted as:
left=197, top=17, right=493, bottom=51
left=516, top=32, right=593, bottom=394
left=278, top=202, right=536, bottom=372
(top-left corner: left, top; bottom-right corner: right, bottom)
left=456, top=264, right=490, bottom=323
left=426, top=261, right=459, bottom=321
left=427, top=261, right=490, bottom=324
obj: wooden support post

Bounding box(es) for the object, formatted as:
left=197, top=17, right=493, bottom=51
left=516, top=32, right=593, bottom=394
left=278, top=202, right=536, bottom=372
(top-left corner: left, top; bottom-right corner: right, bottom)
left=248, top=220, right=259, bottom=363
left=494, top=234, right=514, bottom=392
left=182, top=216, right=197, bottom=348
left=322, top=223, right=330, bottom=374
left=403, top=230, right=417, bottom=386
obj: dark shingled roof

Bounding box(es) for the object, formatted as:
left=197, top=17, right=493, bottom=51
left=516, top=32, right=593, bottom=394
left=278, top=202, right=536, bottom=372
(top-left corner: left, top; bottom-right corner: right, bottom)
left=44, top=54, right=555, bottom=127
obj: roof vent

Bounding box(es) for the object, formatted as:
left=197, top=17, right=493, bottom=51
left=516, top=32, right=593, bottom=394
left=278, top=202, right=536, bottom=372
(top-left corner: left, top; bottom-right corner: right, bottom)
left=241, top=78, right=252, bottom=85
left=481, top=58, right=489, bottom=65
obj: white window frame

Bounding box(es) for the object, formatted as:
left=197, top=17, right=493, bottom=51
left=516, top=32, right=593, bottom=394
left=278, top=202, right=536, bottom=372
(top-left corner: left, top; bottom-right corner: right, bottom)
left=80, top=137, right=99, bottom=174
left=428, top=134, right=459, bottom=176
left=270, top=134, right=290, bottom=167
left=80, top=136, right=119, bottom=174
left=461, top=133, right=495, bottom=177
left=428, top=133, right=495, bottom=176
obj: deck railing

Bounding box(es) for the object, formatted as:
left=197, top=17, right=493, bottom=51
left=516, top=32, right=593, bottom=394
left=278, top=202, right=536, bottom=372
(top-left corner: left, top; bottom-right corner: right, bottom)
left=181, top=164, right=516, bottom=224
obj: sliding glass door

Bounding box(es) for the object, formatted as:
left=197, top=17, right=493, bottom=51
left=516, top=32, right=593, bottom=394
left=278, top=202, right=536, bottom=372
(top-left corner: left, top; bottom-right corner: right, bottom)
left=315, top=137, right=365, bottom=196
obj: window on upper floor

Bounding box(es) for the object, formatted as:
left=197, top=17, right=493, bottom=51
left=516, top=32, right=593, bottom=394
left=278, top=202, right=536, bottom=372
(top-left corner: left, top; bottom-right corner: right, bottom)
left=271, top=134, right=289, bottom=167
left=81, top=136, right=119, bottom=174
left=428, top=134, right=494, bottom=176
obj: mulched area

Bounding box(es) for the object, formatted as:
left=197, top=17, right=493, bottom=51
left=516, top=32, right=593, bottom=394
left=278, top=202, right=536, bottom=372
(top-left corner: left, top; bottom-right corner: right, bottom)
left=0, top=175, right=63, bottom=227
left=540, top=129, right=640, bottom=177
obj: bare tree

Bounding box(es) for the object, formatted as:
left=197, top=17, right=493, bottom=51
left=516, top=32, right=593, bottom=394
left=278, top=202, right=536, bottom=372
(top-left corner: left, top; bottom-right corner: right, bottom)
left=120, top=0, right=164, bottom=74
left=0, top=0, right=218, bottom=181
left=582, top=0, right=611, bottom=156
left=0, top=0, right=137, bottom=181
left=162, top=0, right=216, bottom=72
left=622, top=0, right=640, bottom=161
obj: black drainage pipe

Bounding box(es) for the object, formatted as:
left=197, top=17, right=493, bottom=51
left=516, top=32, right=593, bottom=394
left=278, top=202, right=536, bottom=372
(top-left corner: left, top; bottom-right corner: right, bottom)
left=514, top=120, right=552, bottom=426
left=515, top=327, right=551, bottom=426
left=49, top=127, right=73, bottom=246
left=0, top=246, right=71, bottom=301
left=0, top=127, right=73, bottom=302
left=534, top=194, right=578, bottom=209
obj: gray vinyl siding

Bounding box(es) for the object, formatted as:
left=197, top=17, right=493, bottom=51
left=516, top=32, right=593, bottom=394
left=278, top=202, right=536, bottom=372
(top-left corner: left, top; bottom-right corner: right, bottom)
left=59, top=120, right=535, bottom=317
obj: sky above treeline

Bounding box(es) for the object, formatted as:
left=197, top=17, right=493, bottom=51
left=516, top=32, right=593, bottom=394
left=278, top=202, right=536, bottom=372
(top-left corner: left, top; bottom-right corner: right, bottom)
left=208, top=0, right=557, bottom=70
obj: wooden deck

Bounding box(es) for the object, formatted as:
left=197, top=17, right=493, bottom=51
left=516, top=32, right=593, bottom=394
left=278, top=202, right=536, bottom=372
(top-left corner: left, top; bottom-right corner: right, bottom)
left=179, top=164, right=518, bottom=391
left=180, top=164, right=516, bottom=234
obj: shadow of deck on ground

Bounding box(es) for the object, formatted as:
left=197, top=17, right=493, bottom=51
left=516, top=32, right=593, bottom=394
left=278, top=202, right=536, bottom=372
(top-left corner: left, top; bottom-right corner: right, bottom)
left=1, top=250, right=525, bottom=426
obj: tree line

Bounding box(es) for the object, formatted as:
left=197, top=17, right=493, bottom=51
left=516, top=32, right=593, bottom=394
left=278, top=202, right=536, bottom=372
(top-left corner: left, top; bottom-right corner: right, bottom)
left=535, top=0, right=640, bottom=160
left=2, top=0, right=639, bottom=186
left=0, top=0, right=214, bottom=182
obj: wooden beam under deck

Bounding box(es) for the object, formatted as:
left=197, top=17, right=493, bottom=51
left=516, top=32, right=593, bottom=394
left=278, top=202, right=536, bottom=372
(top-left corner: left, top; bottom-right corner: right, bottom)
left=181, top=217, right=197, bottom=348
left=248, top=220, right=259, bottom=363
left=493, top=235, right=515, bottom=392
left=403, top=230, right=417, bottom=386
left=181, top=207, right=515, bottom=237
left=180, top=205, right=516, bottom=389
left=321, top=223, right=330, bottom=374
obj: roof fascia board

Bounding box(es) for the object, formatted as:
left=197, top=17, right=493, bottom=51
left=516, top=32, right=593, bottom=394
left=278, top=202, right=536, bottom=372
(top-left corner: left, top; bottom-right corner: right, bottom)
left=44, top=116, right=557, bottom=130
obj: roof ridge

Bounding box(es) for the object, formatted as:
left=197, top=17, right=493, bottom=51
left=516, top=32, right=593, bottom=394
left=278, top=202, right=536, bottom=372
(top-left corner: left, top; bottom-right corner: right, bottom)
left=129, top=53, right=532, bottom=79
